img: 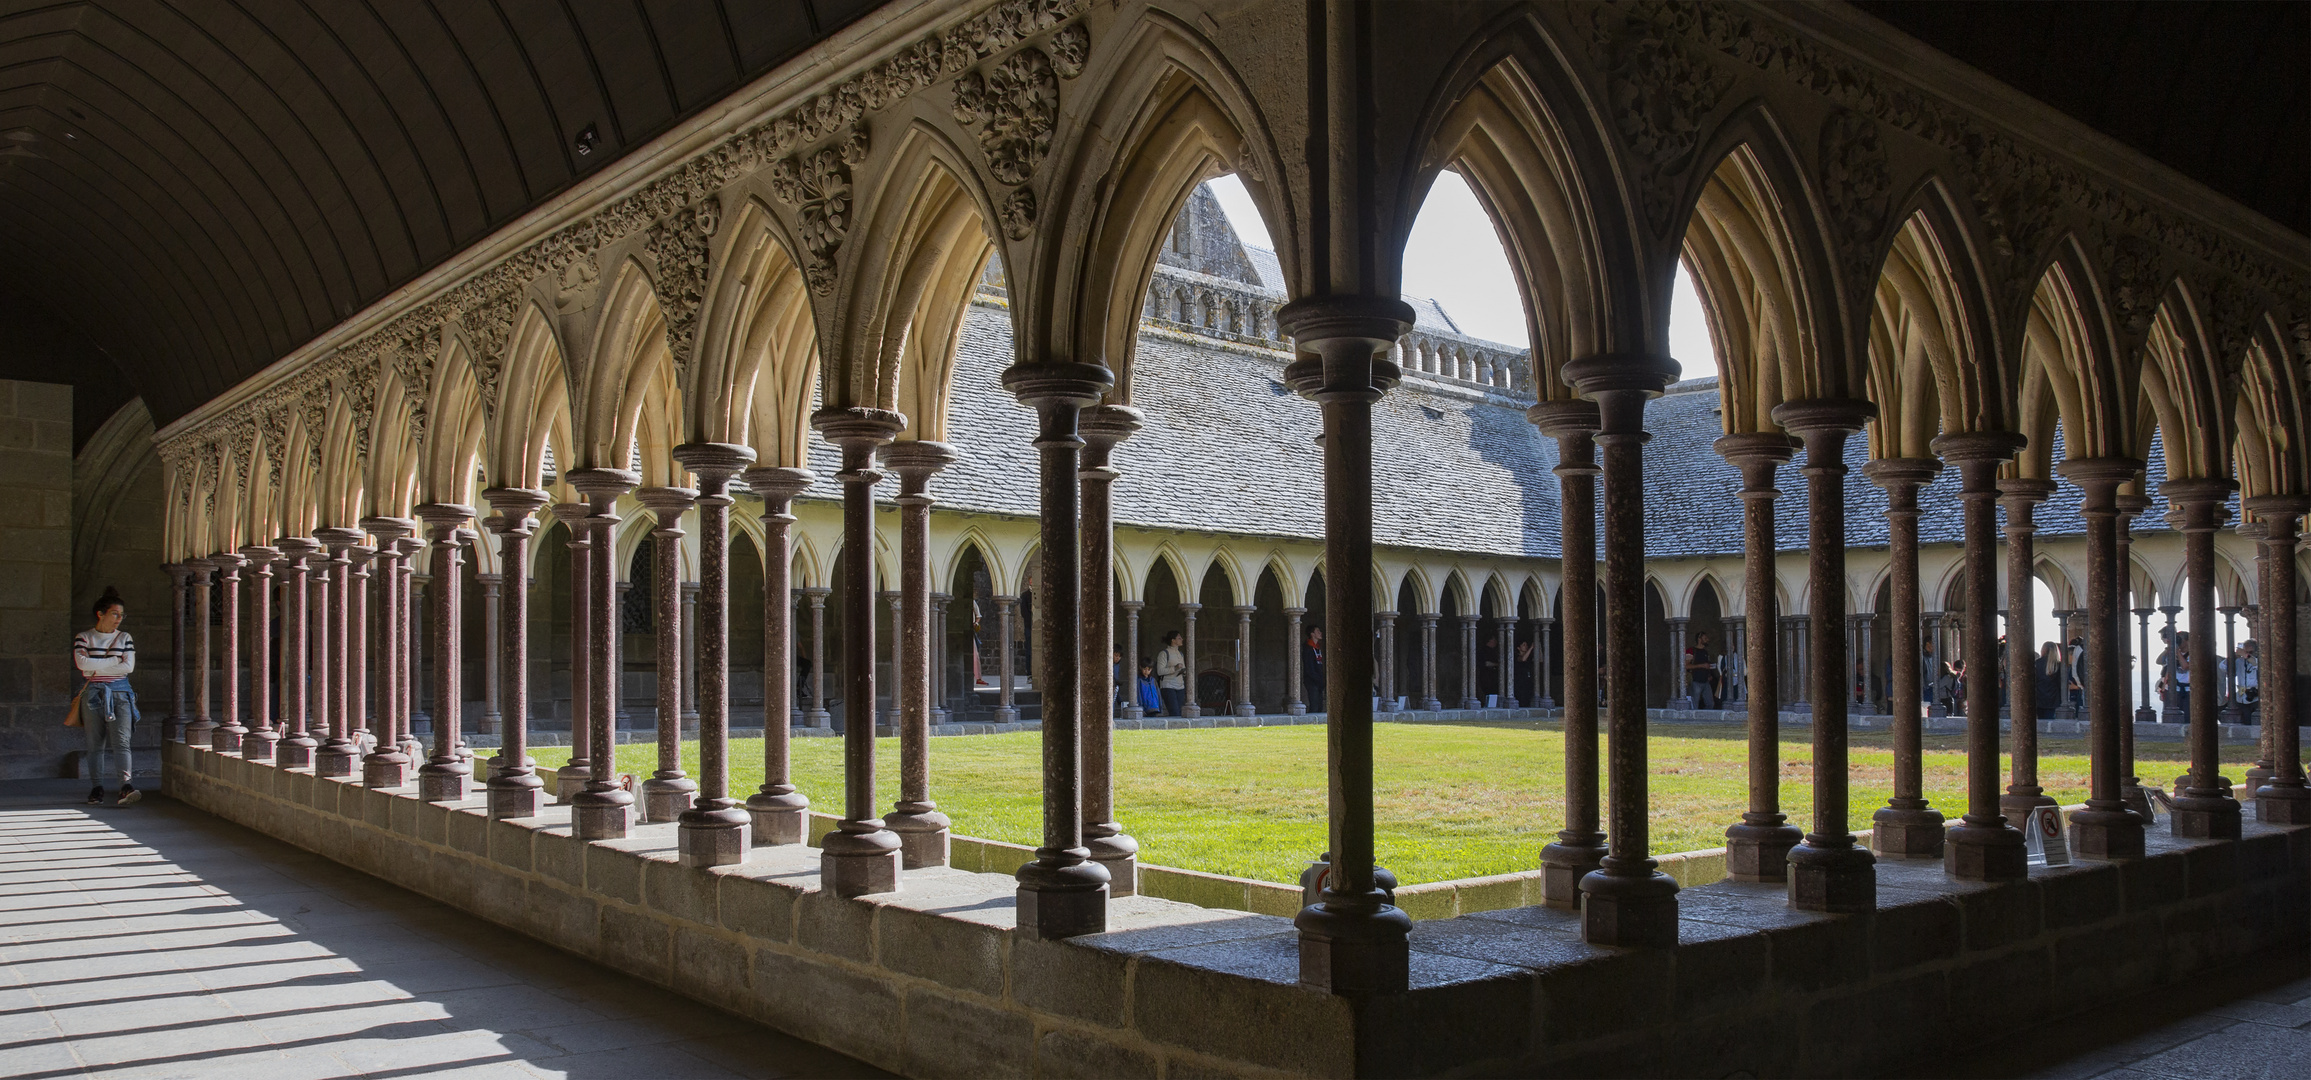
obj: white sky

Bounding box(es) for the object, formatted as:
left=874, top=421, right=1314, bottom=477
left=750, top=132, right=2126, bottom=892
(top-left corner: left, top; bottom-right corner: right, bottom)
left=1205, top=171, right=1718, bottom=378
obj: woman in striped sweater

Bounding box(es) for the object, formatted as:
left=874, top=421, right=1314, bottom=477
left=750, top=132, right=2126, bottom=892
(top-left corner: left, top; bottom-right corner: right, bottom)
left=75, top=586, right=140, bottom=806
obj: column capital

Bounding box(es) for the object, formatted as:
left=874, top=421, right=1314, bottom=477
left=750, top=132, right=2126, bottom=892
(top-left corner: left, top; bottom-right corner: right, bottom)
left=1528, top=399, right=1602, bottom=439
left=2161, top=476, right=2238, bottom=530
left=359, top=516, right=419, bottom=544
left=1281, top=296, right=1410, bottom=403
left=2055, top=455, right=2144, bottom=495
left=1174, top=601, right=1199, bottom=614
left=347, top=544, right=377, bottom=569
left=1118, top=599, right=1143, bottom=612
left=671, top=441, right=756, bottom=485
left=1861, top=456, right=1943, bottom=489
left=412, top=502, right=477, bottom=535
left=2244, top=493, right=2311, bottom=520
left=1929, top=430, right=2026, bottom=464
left=1561, top=354, right=1680, bottom=399
left=1283, top=606, right=1307, bottom=617
left=274, top=536, right=321, bottom=559
left=1080, top=404, right=1145, bottom=450
left=1665, top=615, right=1690, bottom=626
left=1770, top=398, right=1876, bottom=436
left=2116, top=492, right=2152, bottom=520
left=1717, top=432, right=1803, bottom=474
left=237, top=544, right=279, bottom=565
left=566, top=468, right=640, bottom=503
left=208, top=550, right=248, bottom=572
left=800, top=585, right=831, bottom=600
left=882, top=440, right=958, bottom=502
left=1234, top=604, right=1257, bottom=616
left=636, top=486, right=699, bottom=527
left=314, top=526, right=364, bottom=551
left=741, top=465, right=815, bottom=508
left=812, top=407, right=903, bottom=476
left=1000, top=362, right=1112, bottom=411
left=548, top=502, right=593, bottom=530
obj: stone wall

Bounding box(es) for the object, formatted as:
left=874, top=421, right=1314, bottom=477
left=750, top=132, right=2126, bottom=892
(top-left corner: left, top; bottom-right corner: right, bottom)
left=166, top=737, right=2311, bottom=1078
left=0, top=379, right=77, bottom=777
left=70, top=400, right=169, bottom=773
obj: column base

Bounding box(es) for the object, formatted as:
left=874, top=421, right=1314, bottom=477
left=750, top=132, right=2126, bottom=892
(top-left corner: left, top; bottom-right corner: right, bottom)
left=1087, top=829, right=1139, bottom=897
left=555, top=764, right=589, bottom=804
left=822, top=828, right=903, bottom=898
left=994, top=707, right=1019, bottom=723
left=1017, top=882, right=1110, bottom=941
left=678, top=805, right=751, bottom=868
left=185, top=722, right=216, bottom=749
left=886, top=809, right=953, bottom=870
left=417, top=763, right=470, bottom=803
left=1787, top=841, right=1876, bottom=913
left=277, top=737, right=317, bottom=770
left=805, top=710, right=831, bottom=729
left=1579, top=865, right=1680, bottom=948
left=1870, top=804, right=1947, bottom=859
left=1944, top=821, right=2029, bottom=881
left=1999, top=790, right=2058, bottom=821
left=1118, top=707, right=1142, bottom=720
left=1724, top=820, right=1804, bottom=882
left=1234, top=703, right=1256, bottom=718
left=2071, top=806, right=2146, bottom=860
left=2256, top=785, right=2311, bottom=824
left=487, top=777, right=543, bottom=820
left=1539, top=837, right=1607, bottom=906
left=1294, top=896, right=1412, bottom=994
left=747, top=792, right=810, bottom=846
left=1422, top=698, right=1443, bottom=712
left=572, top=790, right=634, bottom=840
left=240, top=731, right=279, bottom=762
left=2135, top=706, right=2157, bottom=724
left=363, top=752, right=409, bottom=789
left=316, top=745, right=358, bottom=778
left=1286, top=703, right=1306, bottom=716
left=2241, top=766, right=2275, bottom=802
left=1178, top=705, right=1200, bottom=719
left=641, top=776, right=698, bottom=824
left=1665, top=697, right=1694, bottom=711
left=213, top=727, right=245, bottom=755
left=2169, top=794, right=2244, bottom=839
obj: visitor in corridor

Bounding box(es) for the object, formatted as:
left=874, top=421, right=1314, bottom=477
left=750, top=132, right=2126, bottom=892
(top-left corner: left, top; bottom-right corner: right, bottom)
left=1513, top=638, right=1536, bottom=705
left=1155, top=631, right=1187, bottom=717
left=2171, top=631, right=2195, bottom=717
left=1112, top=647, right=1128, bottom=713
left=2034, top=643, right=2066, bottom=713
left=2235, top=641, right=2261, bottom=723
left=1686, top=631, right=1719, bottom=709
left=1137, top=659, right=1161, bottom=716
left=1922, top=639, right=1953, bottom=712
left=2068, top=633, right=2087, bottom=712
left=74, top=587, right=140, bottom=807
left=2157, top=628, right=2179, bottom=718
left=1302, top=627, right=1325, bottom=714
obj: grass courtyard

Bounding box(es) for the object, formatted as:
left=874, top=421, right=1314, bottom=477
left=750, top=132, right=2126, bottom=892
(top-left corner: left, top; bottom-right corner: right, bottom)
left=526, top=722, right=2248, bottom=888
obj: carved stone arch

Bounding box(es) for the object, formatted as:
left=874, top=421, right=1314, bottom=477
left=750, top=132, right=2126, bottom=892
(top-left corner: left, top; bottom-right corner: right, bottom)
left=790, top=532, right=826, bottom=591
left=1686, top=572, right=1730, bottom=618
left=422, top=334, right=492, bottom=509
left=1679, top=126, right=1847, bottom=431
left=944, top=527, right=1008, bottom=599
left=1439, top=567, right=1479, bottom=617
left=489, top=300, right=577, bottom=490
left=1199, top=546, right=1250, bottom=608
left=1142, top=541, right=1194, bottom=611
left=2034, top=556, right=2082, bottom=613
left=578, top=257, right=683, bottom=484
left=2139, top=281, right=2236, bottom=482
left=278, top=411, right=320, bottom=537
left=1865, top=186, right=2005, bottom=459
left=2014, top=243, right=2135, bottom=472
left=1259, top=553, right=1300, bottom=611
left=1397, top=564, right=1437, bottom=617
left=2233, top=312, right=2306, bottom=498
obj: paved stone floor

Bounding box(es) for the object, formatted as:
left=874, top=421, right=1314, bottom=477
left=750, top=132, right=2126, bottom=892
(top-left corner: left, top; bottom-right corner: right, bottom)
left=0, top=780, right=885, bottom=1079
left=1941, top=961, right=2311, bottom=1080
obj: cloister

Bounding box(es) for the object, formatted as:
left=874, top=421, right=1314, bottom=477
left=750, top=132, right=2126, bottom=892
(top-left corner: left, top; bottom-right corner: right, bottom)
left=6, top=1, right=2310, bottom=1076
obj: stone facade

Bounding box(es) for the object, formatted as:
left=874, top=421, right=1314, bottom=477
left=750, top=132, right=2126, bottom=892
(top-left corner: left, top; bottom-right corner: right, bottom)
left=0, top=380, right=81, bottom=777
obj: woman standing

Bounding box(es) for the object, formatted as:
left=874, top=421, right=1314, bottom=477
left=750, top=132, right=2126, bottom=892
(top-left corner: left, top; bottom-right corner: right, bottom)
left=75, top=587, right=141, bottom=806
left=2033, top=642, right=2065, bottom=713
left=1154, top=630, right=1188, bottom=718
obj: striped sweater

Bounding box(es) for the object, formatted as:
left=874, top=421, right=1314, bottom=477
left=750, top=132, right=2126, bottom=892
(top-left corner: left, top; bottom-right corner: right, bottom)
left=74, top=630, right=135, bottom=682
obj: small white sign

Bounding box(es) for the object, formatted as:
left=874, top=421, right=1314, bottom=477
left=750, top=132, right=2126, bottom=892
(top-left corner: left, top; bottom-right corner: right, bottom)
left=2025, top=805, right=2070, bottom=867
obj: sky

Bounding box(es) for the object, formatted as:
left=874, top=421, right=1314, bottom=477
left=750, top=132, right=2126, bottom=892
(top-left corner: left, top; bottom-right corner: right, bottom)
left=1205, top=171, right=1718, bottom=378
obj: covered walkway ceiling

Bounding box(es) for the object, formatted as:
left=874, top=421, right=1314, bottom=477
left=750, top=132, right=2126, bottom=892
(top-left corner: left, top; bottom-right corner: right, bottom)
left=0, top=1, right=2301, bottom=435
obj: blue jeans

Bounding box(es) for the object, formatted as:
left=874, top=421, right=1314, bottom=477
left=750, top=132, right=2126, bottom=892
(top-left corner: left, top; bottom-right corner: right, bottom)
left=82, top=682, right=139, bottom=786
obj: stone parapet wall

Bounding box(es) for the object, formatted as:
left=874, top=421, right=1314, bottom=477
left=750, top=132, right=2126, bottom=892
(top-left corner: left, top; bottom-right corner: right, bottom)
left=165, top=741, right=2311, bottom=1077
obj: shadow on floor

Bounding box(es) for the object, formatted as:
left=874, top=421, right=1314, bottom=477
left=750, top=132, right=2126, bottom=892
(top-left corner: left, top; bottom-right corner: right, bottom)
left=0, top=778, right=889, bottom=1080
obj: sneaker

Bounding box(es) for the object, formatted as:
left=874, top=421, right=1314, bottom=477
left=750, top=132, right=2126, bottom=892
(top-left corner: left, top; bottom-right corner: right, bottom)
left=116, top=786, right=142, bottom=807
left=87, top=786, right=103, bottom=805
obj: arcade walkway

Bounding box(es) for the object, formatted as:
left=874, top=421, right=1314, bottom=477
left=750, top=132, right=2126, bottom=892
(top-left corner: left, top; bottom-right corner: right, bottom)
left=0, top=782, right=882, bottom=1080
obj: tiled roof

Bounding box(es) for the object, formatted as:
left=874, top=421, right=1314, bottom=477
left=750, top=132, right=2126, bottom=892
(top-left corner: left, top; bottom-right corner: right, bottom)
left=788, top=302, right=2198, bottom=564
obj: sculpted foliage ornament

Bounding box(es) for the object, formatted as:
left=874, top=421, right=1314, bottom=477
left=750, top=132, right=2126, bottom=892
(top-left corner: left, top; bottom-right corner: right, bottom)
left=770, top=131, right=868, bottom=295
left=2106, top=233, right=2169, bottom=346
left=1590, top=3, right=1732, bottom=231
left=1819, top=109, right=1891, bottom=284
left=645, top=195, right=723, bottom=374
left=953, top=47, right=1061, bottom=186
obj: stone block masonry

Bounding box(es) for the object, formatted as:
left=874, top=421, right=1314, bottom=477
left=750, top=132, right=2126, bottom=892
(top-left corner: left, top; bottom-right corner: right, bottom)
left=166, top=741, right=2311, bottom=1077
left=0, top=379, right=77, bottom=778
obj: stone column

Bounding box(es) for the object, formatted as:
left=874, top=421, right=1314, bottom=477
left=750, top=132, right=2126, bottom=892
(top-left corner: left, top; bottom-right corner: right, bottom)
left=2165, top=477, right=2242, bottom=839
left=1776, top=400, right=1877, bottom=912
left=476, top=574, right=503, bottom=736
left=2160, top=606, right=2184, bottom=721
left=1119, top=601, right=1144, bottom=719
left=672, top=444, right=756, bottom=867
left=1722, top=436, right=1805, bottom=878
left=804, top=587, right=831, bottom=727
left=2218, top=605, right=2244, bottom=722
left=237, top=546, right=279, bottom=760
left=932, top=592, right=953, bottom=724
left=348, top=544, right=373, bottom=763
left=1999, top=479, right=2058, bottom=819
left=2246, top=496, right=2309, bottom=822
left=479, top=491, right=548, bottom=818
left=882, top=439, right=958, bottom=869
left=204, top=553, right=246, bottom=754
left=1849, top=615, right=1870, bottom=711
left=1566, top=356, right=1682, bottom=945
left=1234, top=606, right=1258, bottom=716
left=1665, top=616, right=1692, bottom=709
left=1280, top=296, right=1415, bottom=993
left=1934, top=432, right=2028, bottom=881
left=1536, top=615, right=1556, bottom=709
left=186, top=558, right=215, bottom=747
left=1375, top=611, right=1397, bottom=711
left=994, top=596, right=1021, bottom=722
left=273, top=541, right=317, bottom=767
left=550, top=503, right=594, bottom=801
left=880, top=591, right=902, bottom=729
left=1459, top=616, right=1481, bottom=710
left=1418, top=614, right=1441, bottom=711
left=1079, top=406, right=1139, bottom=890
left=813, top=408, right=905, bottom=897
left=395, top=536, right=425, bottom=761
left=1533, top=401, right=1605, bottom=904
left=682, top=581, right=701, bottom=734
left=412, top=505, right=475, bottom=803
left=305, top=547, right=333, bottom=768
left=1285, top=607, right=1307, bottom=715
left=2135, top=607, right=2158, bottom=724
left=314, top=529, right=362, bottom=777
left=359, top=520, right=412, bottom=786
left=1001, top=363, right=1115, bottom=939
left=1721, top=616, right=1743, bottom=707
left=636, top=486, right=699, bottom=824
left=2058, top=457, right=2148, bottom=859
left=1497, top=616, right=1518, bottom=708
left=743, top=466, right=814, bottom=845
left=567, top=470, right=638, bottom=836
left=166, top=563, right=190, bottom=742
left=1177, top=602, right=1201, bottom=718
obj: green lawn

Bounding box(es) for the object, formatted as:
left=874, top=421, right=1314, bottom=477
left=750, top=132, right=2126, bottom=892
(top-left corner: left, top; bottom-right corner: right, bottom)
left=526, top=722, right=2246, bottom=888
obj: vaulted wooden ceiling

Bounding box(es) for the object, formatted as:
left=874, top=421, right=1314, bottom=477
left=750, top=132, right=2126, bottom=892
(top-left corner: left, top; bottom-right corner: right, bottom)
left=0, top=0, right=879, bottom=430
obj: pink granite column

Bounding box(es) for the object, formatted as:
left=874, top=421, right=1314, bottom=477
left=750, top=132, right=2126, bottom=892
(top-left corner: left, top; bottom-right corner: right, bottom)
left=1726, top=434, right=1806, bottom=878
left=1999, top=479, right=2058, bottom=819
left=2165, top=477, right=2242, bottom=839
left=2246, top=496, right=2309, bottom=821
left=550, top=502, right=594, bottom=801
left=1236, top=606, right=1259, bottom=716
left=185, top=558, right=216, bottom=747
left=1934, top=432, right=2029, bottom=880
left=237, top=545, right=279, bottom=760
left=1532, top=401, right=1605, bottom=904
left=211, top=552, right=247, bottom=754
left=166, top=564, right=190, bottom=742
left=882, top=439, right=957, bottom=869
left=2059, top=457, right=2148, bottom=858
left=636, top=485, right=699, bottom=824
left=1176, top=602, right=1200, bottom=718
left=348, top=543, right=373, bottom=764
left=359, top=519, right=414, bottom=787
left=1285, top=607, right=1306, bottom=716
left=995, top=596, right=1022, bottom=722
left=1418, top=614, right=1440, bottom=711
left=480, top=490, right=548, bottom=818
left=812, top=408, right=905, bottom=896
left=672, top=444, right=757, bottom=866
left=274, top=540, right=318, bottom=767
left=315, top=528, right=363, bottom=777
left=567, top=470, right=637, bottom=837
left=803, top=587, right=831, bottom=728
left=394, top=533, right=425, bottom=762
left=1119, top=600, right=1144, bottom=720
left=412, top=506, right=474, bottom=802
left=743, top=466, right=814, bottom=844
left=2117, top=493, right=2151, bottom=810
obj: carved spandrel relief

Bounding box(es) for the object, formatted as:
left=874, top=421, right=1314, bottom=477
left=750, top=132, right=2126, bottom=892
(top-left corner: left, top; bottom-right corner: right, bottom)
left=644, top=195, right=723, bottom=378
left=1819, top=109, right=1891, bottom=286
left=770, top=130, right=867, bottom=296
left=1588, top=6, right=1733, bottom=234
